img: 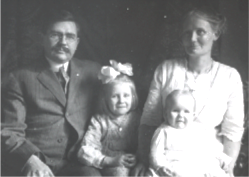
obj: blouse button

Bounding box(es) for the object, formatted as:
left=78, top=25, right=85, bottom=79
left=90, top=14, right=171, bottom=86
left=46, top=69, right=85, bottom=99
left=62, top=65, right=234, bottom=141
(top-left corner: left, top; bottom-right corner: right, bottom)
left=57, top=138, right=63, bottom=143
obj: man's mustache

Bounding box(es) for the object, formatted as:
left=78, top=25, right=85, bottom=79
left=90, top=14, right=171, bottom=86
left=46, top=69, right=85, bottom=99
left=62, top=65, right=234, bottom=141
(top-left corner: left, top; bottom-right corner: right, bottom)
left=52, top=45, right=70, bottom=53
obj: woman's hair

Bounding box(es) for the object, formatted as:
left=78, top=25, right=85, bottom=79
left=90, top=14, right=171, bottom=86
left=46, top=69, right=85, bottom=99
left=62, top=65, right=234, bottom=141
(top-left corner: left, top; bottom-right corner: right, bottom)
left=183, top=7, right=227, bottom=36
left=98, top=74, right=138, bottom=116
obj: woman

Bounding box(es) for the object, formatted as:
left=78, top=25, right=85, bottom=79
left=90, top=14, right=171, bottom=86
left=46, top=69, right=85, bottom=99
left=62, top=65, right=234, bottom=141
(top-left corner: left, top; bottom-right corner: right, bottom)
left=132, top=7, right=244, bottom=177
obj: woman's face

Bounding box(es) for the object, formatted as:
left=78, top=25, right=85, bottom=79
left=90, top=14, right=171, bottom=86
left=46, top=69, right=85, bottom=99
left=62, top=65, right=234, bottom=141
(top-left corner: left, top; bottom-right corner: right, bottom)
left=181, top=15, right=218, bottom=58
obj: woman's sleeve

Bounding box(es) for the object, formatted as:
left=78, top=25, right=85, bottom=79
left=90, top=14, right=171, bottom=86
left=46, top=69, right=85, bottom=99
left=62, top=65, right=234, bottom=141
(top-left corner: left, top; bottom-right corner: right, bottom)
left=140, top=64, right=164, bottom=126
left=77, top=116, right=106, bottom=169
left=220, top=69, right=244, bottom=142
left=149, top=127, right=169, bottom=171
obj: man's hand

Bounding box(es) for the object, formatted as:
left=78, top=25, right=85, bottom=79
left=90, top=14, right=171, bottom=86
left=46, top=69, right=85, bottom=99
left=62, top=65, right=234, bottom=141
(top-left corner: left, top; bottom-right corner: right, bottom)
left=22, top=155, right=54, bottom=177
left=103, top=154, right=136, bottom=168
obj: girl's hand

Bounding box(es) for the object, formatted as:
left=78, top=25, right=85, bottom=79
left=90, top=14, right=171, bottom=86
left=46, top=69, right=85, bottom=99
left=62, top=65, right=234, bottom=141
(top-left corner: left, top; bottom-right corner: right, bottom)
left=122, top=154, right=136, bottom=168
left=102, top=154, right=137, bottom=168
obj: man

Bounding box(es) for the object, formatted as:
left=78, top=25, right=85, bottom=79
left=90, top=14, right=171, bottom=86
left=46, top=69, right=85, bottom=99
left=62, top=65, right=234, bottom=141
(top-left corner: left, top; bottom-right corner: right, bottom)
left=1, top=10, right=101, bottom=176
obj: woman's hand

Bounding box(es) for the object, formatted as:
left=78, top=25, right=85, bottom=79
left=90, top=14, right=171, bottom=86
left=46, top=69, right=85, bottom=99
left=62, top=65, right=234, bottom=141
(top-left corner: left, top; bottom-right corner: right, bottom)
left=157, top=166, right=176, bottom=177
left=103, top=154, right=136, bottom=168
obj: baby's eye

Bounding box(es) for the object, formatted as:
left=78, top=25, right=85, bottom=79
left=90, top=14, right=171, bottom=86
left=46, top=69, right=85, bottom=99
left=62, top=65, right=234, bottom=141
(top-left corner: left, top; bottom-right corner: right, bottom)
left=124, top=93, right=131, bottom=97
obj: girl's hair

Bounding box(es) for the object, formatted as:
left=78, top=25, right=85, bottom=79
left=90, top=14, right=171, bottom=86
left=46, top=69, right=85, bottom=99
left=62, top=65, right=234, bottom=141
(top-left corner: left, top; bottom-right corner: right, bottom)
left=98, top=74, right=138, bottom=116
left=182, top=7, right=227, bottom=36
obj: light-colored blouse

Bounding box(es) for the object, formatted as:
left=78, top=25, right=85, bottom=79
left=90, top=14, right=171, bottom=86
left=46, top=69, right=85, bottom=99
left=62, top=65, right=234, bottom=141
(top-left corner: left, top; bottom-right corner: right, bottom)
left=78, top=111, right=140, bottom=169
left=150, top=122, right=231, bottom=176
left=141, top=58, right=244, bottom=142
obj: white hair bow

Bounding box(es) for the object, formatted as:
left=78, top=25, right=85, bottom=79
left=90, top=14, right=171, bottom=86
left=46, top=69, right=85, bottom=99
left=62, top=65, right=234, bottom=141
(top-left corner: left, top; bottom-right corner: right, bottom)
left=98, top=60, right=133, bottom=84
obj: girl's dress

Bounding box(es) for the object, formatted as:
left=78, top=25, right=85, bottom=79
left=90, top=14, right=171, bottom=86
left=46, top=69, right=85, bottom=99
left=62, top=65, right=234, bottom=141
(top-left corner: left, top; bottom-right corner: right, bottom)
left=78, top=111, right=140, bottom=176
left=149, top=122, right=231, bottom=177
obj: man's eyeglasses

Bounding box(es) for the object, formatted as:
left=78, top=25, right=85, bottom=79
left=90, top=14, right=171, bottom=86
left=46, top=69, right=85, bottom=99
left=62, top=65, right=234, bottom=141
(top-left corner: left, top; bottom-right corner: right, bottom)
left=49, top=32, right=78, bottom=43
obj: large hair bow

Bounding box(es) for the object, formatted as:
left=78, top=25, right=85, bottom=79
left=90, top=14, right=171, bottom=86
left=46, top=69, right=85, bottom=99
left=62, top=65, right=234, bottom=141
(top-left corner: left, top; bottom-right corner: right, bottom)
left=98, top=60, right=133, bottom=84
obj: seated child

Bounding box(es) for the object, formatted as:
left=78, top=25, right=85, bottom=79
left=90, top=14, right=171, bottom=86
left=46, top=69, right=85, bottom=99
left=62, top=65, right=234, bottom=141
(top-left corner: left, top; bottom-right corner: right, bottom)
left=149, top=90, right=231, bottom=177
left=77, top=60, right=140, bottom=176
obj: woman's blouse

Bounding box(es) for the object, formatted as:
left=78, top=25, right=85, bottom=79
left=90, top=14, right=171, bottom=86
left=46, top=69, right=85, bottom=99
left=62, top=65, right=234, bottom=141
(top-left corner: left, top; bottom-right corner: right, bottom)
left=77, top=111, right=140, bottom=169
left=141, top=58, right=244, bottom=142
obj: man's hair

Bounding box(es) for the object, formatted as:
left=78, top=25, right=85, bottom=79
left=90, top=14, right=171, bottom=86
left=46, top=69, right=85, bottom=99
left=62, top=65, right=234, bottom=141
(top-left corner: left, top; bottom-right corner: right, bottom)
left=42, top=9, right=81, bottom=36
left=98, top=74, right=139, bottom=116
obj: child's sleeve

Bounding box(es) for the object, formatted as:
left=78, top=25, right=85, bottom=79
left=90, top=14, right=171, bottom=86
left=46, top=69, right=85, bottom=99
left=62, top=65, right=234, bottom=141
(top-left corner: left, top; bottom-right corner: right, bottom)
left=149, top=126, right=170, bottom=172
left=77, top=115, right=106, bottom=169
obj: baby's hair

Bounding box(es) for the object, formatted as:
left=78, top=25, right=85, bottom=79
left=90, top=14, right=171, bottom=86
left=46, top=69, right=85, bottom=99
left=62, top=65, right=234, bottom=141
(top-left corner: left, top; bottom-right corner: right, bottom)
left=98, top=74, right=138, bottom=115
left=165, top=89, right=196, bottom=112
left=182, top=6, right=227, bottom=36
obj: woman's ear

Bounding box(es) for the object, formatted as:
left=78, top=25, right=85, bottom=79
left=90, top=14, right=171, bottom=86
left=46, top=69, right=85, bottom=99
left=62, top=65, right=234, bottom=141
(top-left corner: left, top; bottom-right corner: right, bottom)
left=213, top=31, right=221, bottom=41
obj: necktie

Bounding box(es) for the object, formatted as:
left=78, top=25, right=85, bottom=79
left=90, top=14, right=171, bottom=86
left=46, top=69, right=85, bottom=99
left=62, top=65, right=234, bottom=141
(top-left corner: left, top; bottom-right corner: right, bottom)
left=56, top=66, right=69, bottom=93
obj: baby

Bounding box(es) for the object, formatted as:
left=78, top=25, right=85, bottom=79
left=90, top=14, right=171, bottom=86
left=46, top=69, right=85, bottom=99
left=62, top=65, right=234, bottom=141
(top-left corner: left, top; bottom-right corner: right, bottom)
left=149, top=89, right=231, bottom=177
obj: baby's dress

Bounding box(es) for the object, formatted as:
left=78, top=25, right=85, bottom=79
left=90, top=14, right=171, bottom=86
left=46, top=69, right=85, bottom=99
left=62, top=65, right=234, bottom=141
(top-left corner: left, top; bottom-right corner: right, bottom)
left=150, top=122, right=231, bottom=177
left=78, top=111, right=140, bottom=176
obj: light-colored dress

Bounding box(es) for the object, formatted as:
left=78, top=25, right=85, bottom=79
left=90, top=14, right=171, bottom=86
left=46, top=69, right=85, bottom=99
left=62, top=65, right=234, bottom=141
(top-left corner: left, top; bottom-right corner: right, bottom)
left=150, top=122, right=231, bottom=177
left=78, top=111, right=140, bottom=176
left=141, top=58, right=244, bottom=142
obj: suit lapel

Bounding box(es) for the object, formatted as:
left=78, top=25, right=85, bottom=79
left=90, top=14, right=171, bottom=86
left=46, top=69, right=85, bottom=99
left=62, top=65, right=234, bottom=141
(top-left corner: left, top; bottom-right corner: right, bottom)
left=37, top=60, right=67, bottom=106
left=66, top=59, right=81, bottom=112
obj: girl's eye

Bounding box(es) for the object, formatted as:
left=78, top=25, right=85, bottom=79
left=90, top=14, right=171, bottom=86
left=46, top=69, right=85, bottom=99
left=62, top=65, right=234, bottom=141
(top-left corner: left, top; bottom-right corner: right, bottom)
left=111, top=95, right=117, bottom=98
left=184, top=110, right=190, bottom=113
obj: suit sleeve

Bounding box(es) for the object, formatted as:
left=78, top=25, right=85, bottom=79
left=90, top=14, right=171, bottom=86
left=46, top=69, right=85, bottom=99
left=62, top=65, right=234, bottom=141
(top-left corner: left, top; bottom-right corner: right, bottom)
left=1, top=72, right=42, bottom=172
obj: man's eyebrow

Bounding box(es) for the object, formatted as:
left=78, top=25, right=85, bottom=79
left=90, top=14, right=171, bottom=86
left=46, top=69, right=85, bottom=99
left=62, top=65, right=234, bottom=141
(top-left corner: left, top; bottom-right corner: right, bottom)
left=49, top=30, right=77, bottom=35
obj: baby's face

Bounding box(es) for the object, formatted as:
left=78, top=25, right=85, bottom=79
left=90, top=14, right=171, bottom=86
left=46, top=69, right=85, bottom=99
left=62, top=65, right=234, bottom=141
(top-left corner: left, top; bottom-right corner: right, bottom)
left=166, top=95, right=195, bottom=129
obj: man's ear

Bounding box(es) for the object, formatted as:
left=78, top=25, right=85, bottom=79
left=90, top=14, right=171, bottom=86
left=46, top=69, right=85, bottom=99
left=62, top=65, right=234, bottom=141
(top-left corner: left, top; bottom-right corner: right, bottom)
left=76, top=37, right=80, bottom=45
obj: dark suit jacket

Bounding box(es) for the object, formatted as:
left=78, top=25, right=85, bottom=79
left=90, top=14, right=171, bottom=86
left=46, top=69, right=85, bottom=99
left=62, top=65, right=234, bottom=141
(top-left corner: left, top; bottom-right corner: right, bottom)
left=1, top=57, right=101, bottom=174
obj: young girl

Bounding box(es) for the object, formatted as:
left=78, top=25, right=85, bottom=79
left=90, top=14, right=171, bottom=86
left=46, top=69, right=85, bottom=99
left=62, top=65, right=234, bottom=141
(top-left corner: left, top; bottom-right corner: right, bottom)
left=77, top=60, right=140, bottom=176
left=149, top=90, right=232, bottom=177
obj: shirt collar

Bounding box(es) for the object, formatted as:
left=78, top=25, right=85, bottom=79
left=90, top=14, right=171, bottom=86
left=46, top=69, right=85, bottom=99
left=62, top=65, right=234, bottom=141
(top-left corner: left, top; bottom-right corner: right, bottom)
left=46, top=57, right=69, bottom=73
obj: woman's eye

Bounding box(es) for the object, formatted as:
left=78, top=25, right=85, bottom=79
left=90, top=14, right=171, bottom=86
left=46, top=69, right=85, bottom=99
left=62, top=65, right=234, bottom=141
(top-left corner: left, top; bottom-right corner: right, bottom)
left=184, top=110, right=190, bottom=113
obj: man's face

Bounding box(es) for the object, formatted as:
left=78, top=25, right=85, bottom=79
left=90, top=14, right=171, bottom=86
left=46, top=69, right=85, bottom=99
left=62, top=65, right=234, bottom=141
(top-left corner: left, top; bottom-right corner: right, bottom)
left=43, top=21, right=79, bottom=64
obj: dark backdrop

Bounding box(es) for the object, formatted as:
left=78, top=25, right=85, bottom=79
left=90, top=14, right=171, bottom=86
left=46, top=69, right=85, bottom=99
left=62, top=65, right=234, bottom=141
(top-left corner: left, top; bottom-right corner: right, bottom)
left=1, top=0, right=222, bottom=106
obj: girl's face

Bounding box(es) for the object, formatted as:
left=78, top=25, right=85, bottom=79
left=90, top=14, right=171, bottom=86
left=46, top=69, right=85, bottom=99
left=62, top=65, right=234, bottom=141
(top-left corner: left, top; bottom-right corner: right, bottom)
left=167, top=95, right=195, bottom=129
left=106, top=83, right=133, bottom=116
left=181, top=15, right=218, bottom=58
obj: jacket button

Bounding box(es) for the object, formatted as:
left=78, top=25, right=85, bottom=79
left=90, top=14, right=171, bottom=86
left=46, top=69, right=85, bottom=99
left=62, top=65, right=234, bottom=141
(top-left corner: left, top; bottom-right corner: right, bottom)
left=57, top=138, right=63, bottom=143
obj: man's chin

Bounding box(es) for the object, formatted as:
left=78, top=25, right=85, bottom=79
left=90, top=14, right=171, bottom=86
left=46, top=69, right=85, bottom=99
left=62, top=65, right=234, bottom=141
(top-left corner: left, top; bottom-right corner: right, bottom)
left=51, top=55, right=71, bottom=63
